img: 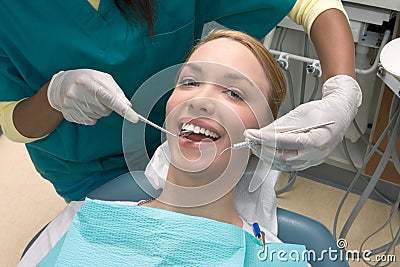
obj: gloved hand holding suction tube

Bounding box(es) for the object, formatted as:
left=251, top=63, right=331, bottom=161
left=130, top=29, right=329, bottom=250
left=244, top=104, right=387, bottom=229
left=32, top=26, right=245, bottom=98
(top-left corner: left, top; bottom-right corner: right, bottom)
left=244, top=75, right=362, bottom=171
left=47, top=69, right=139, bottom=125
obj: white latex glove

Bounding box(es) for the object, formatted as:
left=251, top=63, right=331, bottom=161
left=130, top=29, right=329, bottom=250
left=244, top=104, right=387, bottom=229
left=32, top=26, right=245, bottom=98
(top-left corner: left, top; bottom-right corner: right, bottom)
left=244, top=75, right=362, bottom=171
left=47, top=69, right=139, bottom=125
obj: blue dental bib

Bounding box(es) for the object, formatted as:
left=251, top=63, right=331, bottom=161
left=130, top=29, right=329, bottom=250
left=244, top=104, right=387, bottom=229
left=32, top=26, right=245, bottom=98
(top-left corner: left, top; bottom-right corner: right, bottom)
left=39, top=199, right=307, bottom=266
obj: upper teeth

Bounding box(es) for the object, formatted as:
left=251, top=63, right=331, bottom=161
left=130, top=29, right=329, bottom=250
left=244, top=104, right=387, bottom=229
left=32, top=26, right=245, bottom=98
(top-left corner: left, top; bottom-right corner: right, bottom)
left=181, top=123, right=220, bottom=138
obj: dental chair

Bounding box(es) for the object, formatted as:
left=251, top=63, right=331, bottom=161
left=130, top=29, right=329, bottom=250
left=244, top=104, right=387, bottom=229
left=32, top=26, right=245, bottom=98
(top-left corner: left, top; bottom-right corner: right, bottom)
left=277, top=208, right=349, bottom=267
left=22, top=171, right=349, bottom=267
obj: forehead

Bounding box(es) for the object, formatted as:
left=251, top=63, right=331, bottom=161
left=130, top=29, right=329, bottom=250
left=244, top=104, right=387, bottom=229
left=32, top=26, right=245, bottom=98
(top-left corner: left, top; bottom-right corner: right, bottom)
left=188, top=38, right=269, bottom=95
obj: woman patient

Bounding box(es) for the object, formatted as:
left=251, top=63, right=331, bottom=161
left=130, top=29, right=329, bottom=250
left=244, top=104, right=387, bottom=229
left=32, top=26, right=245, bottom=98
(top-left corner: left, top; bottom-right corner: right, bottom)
left=20, top=30, right=309, bottom=266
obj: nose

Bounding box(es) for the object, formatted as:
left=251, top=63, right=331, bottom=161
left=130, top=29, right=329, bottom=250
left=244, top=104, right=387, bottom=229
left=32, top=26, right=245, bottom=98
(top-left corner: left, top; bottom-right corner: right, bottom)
left=188, top=83, right=216, bottom=115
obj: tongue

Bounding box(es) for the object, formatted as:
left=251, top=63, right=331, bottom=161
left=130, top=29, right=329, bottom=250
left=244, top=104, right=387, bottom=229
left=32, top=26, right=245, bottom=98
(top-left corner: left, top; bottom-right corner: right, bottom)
left=188, top=133, right=214, bottom=142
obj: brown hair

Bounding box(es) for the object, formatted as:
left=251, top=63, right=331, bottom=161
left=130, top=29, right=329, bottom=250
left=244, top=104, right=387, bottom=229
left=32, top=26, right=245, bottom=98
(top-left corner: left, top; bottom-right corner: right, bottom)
left=190, top=30, right=286, bottom=119
left=114, top=0, right=157, bottom=35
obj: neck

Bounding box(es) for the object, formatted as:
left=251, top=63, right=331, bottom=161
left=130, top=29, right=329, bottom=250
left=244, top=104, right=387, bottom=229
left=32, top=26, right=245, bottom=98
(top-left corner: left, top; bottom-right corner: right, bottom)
left=147, top=167, right=242, bottom=227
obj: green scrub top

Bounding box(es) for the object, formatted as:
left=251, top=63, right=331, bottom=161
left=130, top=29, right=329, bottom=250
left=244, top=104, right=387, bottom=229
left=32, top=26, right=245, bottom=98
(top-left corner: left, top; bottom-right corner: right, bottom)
left=0, top=0, right=295, bottom=201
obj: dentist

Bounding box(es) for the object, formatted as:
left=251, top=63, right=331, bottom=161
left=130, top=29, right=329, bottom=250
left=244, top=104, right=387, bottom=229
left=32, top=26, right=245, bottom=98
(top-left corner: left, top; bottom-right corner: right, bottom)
left=0, top=0, right=360, bottom=201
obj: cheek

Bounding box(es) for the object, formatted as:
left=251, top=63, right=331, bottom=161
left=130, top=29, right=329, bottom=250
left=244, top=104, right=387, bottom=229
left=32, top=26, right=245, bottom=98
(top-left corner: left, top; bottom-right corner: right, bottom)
left=243, top=99, right=274, bottom=128
left=239, top=107, right=259, bottom=129
left=221, top=105, right=258, bottom=140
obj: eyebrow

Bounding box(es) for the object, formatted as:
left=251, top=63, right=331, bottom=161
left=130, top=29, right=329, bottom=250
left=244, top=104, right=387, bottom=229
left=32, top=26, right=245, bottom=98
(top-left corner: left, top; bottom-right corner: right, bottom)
left=223, top=72, right=254, bottom=89
left=183, top=63, right=255, bottom=88
left=182, top=62, right=202, bottom=74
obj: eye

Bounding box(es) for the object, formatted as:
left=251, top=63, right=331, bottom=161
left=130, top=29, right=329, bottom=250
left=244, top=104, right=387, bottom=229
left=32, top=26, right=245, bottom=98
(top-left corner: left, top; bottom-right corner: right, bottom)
left=225, top=88, right=244, bottom=101
left=177, top=78, right=200, bottom=87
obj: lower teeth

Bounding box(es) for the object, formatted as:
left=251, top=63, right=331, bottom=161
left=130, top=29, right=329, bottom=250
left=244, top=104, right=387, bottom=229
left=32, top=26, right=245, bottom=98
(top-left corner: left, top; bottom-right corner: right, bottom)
left=179, top=130, right=217, bottom=142
left=179, top=130, right=193, bottom=137
left=184, top=136, right=194, bottom=142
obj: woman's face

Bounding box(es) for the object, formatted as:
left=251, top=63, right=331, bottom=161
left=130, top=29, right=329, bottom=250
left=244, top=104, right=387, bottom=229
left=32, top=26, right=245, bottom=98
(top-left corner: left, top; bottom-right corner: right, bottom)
left=165, top=38, right=273, bottom=180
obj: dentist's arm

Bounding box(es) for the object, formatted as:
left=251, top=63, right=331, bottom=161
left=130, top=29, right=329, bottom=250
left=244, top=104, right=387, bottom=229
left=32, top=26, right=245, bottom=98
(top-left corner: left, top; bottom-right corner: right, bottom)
left=13, top=82, right=63, bottom=139
left=244, top=5, right=362, bottom=171
left=311, top=8, right=355, bottom=80
left=12, top=69, right=139, bottom=139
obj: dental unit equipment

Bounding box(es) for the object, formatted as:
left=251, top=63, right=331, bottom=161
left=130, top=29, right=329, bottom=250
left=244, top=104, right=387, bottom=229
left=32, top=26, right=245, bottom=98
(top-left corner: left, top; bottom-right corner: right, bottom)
left=220, top=121, right=335, bottom=155
left=137, top=114, right=178, bottom=137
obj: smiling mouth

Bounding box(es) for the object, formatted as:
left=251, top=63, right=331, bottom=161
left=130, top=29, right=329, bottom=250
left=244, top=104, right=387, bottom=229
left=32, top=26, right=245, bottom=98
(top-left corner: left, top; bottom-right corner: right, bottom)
left=178, top=123, right=221, bottom=142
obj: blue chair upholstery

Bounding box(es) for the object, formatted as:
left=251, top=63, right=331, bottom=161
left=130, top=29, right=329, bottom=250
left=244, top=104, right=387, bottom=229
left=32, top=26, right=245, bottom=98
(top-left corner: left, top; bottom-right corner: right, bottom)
left=277, top=208, right=349, bottom=267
